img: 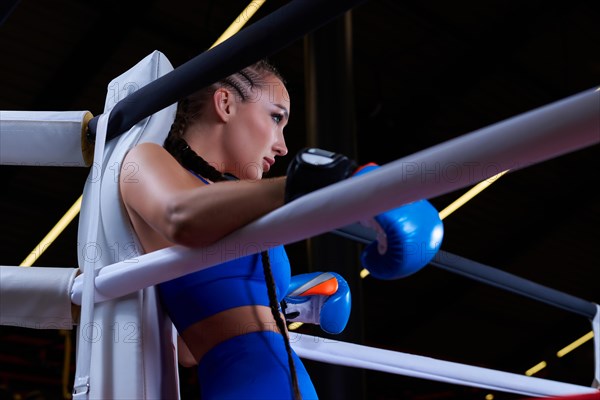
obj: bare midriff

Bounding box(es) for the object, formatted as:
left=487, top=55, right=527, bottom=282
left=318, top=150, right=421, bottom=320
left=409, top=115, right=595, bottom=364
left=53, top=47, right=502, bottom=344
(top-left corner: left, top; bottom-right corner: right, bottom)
left=180, top=305, right=285, bottom=363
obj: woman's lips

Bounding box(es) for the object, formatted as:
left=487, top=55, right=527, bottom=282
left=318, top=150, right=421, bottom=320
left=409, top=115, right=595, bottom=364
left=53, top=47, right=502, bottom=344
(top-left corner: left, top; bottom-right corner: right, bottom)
left=263, top=157, right=274, bottom=172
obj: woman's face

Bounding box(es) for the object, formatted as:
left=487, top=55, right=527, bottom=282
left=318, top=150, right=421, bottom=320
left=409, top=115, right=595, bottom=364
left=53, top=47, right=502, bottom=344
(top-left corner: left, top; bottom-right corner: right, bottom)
left=221, top=75, right=290, bottom=180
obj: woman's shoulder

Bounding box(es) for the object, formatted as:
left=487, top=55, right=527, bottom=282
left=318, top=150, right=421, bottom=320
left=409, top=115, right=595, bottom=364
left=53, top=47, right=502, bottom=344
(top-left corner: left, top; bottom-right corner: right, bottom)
left=121, top=141, right=186, bottom=180
left=124, top=142, right=171, bottom=164
left=126, top=141, right=166, bottom=156
left=119, top=141, right=194, bottom=199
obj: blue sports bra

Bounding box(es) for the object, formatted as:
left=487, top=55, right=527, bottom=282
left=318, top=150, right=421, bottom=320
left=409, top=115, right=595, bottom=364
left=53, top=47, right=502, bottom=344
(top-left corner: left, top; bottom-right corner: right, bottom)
left=157, top=171, right=291, bottom=333
left=158, top=246, right=291, bottom=333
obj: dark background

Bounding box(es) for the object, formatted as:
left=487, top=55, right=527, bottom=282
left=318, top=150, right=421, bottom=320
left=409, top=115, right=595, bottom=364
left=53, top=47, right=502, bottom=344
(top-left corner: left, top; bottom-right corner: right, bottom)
left=1, top=1, right=599, bottom=399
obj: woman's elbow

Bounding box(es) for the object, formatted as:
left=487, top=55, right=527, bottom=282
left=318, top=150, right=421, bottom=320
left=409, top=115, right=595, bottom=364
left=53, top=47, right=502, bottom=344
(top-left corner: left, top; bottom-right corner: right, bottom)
left=164, top=199, right=191, bottom=245
left=164, top=200, right=217, bottom=247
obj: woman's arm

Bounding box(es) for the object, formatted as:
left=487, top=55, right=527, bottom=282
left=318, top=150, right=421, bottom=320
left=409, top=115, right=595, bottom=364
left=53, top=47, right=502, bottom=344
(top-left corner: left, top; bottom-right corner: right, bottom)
left=119, top=142, right=286, bottom=248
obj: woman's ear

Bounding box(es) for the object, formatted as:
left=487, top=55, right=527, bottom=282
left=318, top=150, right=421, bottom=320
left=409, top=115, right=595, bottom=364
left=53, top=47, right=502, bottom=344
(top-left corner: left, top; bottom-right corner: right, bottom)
left=213, top=88, right=235, bottom=123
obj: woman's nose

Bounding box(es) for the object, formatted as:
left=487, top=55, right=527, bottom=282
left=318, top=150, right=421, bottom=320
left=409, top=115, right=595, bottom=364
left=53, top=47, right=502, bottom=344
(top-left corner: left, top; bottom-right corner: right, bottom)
left=274, top=134, right=288, bottom=156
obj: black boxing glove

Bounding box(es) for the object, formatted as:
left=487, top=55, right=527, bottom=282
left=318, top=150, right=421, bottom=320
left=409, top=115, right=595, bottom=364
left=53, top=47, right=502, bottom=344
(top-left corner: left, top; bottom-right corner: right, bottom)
left=285, top=148, right=357, bottom=203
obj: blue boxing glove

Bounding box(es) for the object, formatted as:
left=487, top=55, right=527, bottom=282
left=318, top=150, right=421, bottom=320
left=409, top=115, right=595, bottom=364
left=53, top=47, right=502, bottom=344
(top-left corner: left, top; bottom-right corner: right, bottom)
left=354, top=164, right=444, bottom=280
left=281, top=271, right=351, bottom=335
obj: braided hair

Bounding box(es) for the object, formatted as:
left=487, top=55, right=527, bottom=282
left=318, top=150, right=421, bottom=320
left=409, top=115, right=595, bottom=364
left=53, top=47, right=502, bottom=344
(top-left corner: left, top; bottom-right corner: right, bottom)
left=164, top=60, right=302, bottom=400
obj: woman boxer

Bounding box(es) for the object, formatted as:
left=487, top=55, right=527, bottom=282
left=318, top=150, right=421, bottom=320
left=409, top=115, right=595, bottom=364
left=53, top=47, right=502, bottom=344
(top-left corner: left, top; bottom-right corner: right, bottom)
left=119, top=59, right=317, bottom=399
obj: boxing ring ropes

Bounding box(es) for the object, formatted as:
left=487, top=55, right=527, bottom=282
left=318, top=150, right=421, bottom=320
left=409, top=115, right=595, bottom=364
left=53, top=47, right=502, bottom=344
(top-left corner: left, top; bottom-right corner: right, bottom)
left=1, top=0, right=599, bottom=398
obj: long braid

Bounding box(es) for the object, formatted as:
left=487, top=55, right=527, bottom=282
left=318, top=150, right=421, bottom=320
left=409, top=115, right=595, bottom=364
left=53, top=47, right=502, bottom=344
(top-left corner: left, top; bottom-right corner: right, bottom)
left=164, top=60, right=301, bottom=399
left=261, top=250, right=302, bottom=400
left=164, top=98, right=227, bottom=182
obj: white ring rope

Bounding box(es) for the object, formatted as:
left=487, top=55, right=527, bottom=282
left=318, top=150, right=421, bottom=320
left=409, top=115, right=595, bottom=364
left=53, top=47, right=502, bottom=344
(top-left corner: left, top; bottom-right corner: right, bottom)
left=69, top=86, right=600, bottom=398
left=71, top=86, right=599, bottom=304
left=290, top=334, right=599, bottom=397
left=2, top=85, right=596, bottom=397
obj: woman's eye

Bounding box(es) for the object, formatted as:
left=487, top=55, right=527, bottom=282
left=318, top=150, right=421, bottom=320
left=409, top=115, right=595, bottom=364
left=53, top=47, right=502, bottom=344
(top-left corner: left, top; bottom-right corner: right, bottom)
left=272, top=113, right=283, bottom=124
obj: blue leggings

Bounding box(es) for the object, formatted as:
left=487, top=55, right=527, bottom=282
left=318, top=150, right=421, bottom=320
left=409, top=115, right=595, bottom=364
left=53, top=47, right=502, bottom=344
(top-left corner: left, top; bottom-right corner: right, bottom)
left=198, top=331, right=318, bottom=399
